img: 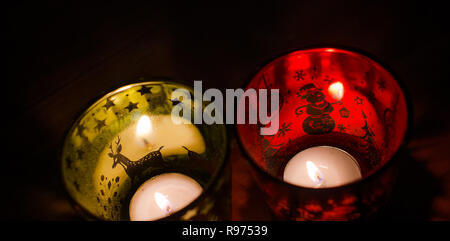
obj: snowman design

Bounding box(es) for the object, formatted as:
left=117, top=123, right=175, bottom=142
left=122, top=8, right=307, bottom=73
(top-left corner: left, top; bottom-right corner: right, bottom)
left=295, top=84, right=337, bottom=135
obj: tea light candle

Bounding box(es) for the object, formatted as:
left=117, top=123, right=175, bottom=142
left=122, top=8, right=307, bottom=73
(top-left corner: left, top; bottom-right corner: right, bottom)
left=129, top=173, right=203, bottom=221
left=283, top=146, right=362, bottom=188
left=62, top=82, right=228, bottom=221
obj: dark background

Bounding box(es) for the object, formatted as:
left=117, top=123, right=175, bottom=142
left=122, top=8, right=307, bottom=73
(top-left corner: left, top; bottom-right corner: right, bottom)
left=6, top=0, right=450, bottom=220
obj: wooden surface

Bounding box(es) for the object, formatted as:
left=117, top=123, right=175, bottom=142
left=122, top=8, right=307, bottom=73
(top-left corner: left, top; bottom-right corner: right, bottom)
left=6, top=1, right=450, bottom=220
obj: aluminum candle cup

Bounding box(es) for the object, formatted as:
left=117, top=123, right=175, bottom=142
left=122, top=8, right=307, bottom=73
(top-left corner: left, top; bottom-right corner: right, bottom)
left=236, top=48, right=409, bottom=220
left=61, top=81, right=227, bottom=221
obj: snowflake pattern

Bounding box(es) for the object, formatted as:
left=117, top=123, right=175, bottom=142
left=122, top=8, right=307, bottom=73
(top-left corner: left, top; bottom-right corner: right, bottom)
left=277, top=122, right=292, bottom=137
left=293, top=70, right=306, bottom=81
left=337, top=124, right=347, bottom=132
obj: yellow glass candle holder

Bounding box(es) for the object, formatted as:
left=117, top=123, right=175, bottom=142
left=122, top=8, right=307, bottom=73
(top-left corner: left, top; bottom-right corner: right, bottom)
left=61, top=80, right=227, bottom=220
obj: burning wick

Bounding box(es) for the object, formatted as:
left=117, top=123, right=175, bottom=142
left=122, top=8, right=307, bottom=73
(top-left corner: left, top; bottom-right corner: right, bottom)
left=129, top=173, right=203, bottom=221
left=306, top=161, right=325, bottom=187
left=136, top=115, right=153, bottom=148
left=283, top=146, right=362, bottom=188
left=154, top=192, right=173, bottom=214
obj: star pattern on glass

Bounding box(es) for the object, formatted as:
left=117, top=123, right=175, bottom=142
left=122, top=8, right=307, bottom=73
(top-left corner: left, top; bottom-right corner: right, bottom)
left=125, top=101, right=138, bottom=112
left=277, top=122, right=292, bottom=137
left=137, top=85, right=152, bottom=96
left=355, top=96, right=363, bottom=105
left=103, top=97, right=115, bottom=110
left=293, top=70, right=306, bottom=81
left=94, top=118, right=106, bottom=131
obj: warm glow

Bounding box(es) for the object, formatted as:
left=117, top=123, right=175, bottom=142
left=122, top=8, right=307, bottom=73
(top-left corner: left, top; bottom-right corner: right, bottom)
left=154, top=192, right=172, bottom=214
left=129, top=173, right=203, bottom=221
left=306, top=161, right=324, bottom=186
left=136, top=115, right=152, bottom=137
left=114, top=85, right=132, bottom=93
left=328, top=81, right=344, bottom=101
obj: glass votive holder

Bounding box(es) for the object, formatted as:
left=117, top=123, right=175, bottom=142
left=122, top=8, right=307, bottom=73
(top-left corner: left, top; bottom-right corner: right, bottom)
left=61, top=80, right=228, bottom=221
left=236, top=47, right=410, bottom=220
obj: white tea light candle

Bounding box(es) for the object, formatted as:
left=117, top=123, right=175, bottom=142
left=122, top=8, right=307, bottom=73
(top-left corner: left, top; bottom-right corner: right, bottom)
left=129, top=173, right=203, bottom=221
left=283, top=146, right=362, bottom=188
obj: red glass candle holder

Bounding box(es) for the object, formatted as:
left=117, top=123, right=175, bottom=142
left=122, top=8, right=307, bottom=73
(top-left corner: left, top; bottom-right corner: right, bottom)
left=236, top=47, right=409, bottom=220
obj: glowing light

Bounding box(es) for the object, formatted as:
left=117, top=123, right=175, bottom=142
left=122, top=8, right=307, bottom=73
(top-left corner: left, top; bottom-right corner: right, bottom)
left=283, top=146, right=362, bottom=188
left=328, top=81, right=344, bottom=101
left=136, top=115, right=152, bottom=137
left=129, top=173, right=203, bottom=221
left=325, top=48, right=336, bottom=52
left=136, top=115, right=153, bottom=148
left=306, top=161, right=324, bottom=187
left=154, top=192, right=172, bottom=214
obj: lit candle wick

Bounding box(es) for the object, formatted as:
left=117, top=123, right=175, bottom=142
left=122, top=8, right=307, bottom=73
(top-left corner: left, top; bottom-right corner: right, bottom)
left=154, top=192, right=173, bottom=214
left=136, top=115, right=153, bottom=148
left=129, top=173, right=203, bottom=221
left=306, top=161, right=324, bottom=187
left=283, top=146, right=362, bottom=188
left=143, top=139, right=150, bottom=148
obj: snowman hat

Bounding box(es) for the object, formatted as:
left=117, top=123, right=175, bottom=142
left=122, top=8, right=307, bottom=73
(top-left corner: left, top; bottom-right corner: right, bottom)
left=299, top=83, right=323, bottom=99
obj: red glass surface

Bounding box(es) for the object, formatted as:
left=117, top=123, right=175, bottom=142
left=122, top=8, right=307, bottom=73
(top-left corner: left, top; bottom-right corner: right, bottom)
left=236, top=48, right=408, bottom=220
left=237, top=48, right=408, bottom=179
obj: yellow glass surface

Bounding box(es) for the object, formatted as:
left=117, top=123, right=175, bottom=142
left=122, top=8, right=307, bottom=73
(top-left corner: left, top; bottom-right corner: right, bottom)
left=61, top=81, right=227, bottom=220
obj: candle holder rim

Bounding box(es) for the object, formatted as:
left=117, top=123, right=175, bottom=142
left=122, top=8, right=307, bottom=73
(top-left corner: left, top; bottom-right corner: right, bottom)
left=60, top=79, right=229, bottom=221
left=234, top=45, right=412, bottom=191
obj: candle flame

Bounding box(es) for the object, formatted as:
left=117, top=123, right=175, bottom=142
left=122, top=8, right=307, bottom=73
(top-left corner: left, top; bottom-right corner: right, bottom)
left=136, top=115, right=152, bottom=140
left=306, top=161, right=324, bottom=187
left=154, top=192, right=172, bottom=214
left=328, top=81, right=344, bottom=101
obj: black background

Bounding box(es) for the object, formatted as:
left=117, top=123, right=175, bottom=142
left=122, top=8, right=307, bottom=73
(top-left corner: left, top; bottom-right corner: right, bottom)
left=6, top=0, right=450, bottom=220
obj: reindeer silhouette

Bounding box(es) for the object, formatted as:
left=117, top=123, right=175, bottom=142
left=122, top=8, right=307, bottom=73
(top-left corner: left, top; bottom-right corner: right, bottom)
left=108, top=136, right=165, bottom=182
